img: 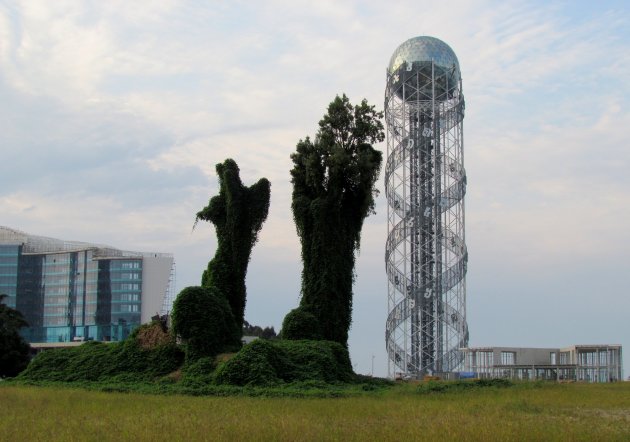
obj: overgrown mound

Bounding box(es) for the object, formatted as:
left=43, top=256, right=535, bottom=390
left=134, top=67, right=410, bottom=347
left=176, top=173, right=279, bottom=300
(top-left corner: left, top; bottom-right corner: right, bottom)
left=18, top=323, right=184, bottom=382
left=214, top=339, right=354, bottom=386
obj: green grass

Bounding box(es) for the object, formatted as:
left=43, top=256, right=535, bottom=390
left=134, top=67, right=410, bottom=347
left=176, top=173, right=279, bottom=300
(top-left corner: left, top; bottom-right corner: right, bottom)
left=1, top=382, right=628, bottom=441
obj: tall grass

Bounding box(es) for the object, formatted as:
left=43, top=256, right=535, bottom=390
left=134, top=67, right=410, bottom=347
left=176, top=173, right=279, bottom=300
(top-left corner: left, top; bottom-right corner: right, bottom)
left=1, top=382, right=628, bottom=441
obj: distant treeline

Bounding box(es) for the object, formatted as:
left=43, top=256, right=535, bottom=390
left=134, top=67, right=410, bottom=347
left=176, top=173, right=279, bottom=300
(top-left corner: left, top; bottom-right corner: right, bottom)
left=242, top=320, right=277, bottom=339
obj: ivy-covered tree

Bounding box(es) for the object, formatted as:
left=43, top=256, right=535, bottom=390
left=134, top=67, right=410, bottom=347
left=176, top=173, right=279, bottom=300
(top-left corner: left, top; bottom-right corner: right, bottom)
left=195, top=159, right=271, bottom=331
left=283, top=94, right=384, bottom=346
left=0, top=294, right=30, bottom=377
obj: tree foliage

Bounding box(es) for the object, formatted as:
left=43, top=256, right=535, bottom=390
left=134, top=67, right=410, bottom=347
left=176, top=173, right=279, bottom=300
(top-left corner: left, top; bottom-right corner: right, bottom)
left=0, top=294, right=30, bottom=377
left=284, top=94, right=384, bottom=346
left=195, top=159, right=271, bottom=331
left=242, top=320, right=277, bottom=340
left=171, top=286, right=241, bottom=361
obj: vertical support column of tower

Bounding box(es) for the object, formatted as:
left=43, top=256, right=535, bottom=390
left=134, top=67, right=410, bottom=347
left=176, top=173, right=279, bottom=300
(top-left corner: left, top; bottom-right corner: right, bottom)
left=384, top=36, right=469, bottom=378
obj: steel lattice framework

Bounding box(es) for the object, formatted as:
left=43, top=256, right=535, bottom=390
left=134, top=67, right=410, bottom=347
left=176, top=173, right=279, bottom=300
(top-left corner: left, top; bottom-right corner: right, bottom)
left=384, top=36, right=468, bottom=377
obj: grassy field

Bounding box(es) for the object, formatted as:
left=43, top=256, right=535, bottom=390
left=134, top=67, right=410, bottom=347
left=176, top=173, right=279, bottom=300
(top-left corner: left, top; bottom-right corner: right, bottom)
left=1, top=382, right=629, bottom=441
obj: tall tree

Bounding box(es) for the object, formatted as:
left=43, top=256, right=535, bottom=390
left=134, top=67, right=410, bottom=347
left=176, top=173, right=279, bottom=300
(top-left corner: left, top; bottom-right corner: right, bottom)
left=0, top=294, right=30, bottom=377
left=195, top=159, right=271, bottom=331
left=284, top=94, right=384, bottom=346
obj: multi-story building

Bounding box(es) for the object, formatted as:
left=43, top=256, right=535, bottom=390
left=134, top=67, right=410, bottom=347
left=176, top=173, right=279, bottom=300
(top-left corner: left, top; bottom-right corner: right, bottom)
left=0, top=226, right=175, bottom=344
left=461, top=345, right=623, bottom=383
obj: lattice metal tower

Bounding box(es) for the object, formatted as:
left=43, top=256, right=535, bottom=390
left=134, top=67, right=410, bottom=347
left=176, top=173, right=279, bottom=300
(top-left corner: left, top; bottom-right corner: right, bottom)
left=384, top=36, right=468, bottom=377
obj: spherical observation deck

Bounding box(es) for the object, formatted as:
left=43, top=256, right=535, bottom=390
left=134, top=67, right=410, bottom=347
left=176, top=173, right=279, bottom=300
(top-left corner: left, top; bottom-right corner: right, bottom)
left=387, top=36, right=461, bottom=101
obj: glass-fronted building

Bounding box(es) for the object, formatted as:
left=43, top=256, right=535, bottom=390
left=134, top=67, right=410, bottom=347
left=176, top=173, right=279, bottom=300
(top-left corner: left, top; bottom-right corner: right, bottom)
left=460, top=345, right=623, bottom=383
left=0, top=226, right=175, bottom=343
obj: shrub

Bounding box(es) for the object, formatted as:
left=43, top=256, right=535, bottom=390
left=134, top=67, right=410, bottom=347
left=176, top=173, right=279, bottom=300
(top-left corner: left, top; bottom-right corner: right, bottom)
left=417, top=378, right=514, bottom=394
left=0, top=332, right=30, bottom=378
left=280, top=307, right=322, bottom=340
left=215, top=339, right=354, bottom=387
left=180, top=356, right=218, bottom=387
left=0, top=294, right=30, bottom=377
left=215, top=341, right=280, bottom=387
left=475, top=378, right=513, bottom=388
left=184, top=356, right=217, bottom=377
left=171, top=286, right=241, bottom=361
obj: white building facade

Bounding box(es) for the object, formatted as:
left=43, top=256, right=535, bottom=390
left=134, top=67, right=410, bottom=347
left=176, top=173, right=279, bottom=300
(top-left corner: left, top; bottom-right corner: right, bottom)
left=461, top=345, right=623, bottom=383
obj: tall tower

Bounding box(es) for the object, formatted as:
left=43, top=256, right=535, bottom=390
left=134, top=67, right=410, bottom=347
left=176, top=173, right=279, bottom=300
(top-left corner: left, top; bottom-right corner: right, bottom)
left=384, top=36, right=468, bottom=377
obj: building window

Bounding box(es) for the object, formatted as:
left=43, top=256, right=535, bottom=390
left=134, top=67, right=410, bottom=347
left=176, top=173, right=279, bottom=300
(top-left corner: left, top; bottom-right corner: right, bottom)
left=476, top=351, right=494, bottom=368
left=120, top=283, right=139, bottom=291
left=120, top=261, right=140, bottom=269
left=119, top=304, right=139, bottom=313
left=119, top=293, right=139, bottom=302
left=550, top=352, right=557, bottom=365
left=559, top=352, right=569, bottom=364
left=501, top=351, right=515, bottom=365
left=578, top=351, right=597, bottom=366
left=466, top=351, right=474, bottom=369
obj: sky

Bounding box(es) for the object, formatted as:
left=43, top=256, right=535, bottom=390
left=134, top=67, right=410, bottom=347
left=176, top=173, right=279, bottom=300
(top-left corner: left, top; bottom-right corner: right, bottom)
left=1, top=0, right=628, bottom=378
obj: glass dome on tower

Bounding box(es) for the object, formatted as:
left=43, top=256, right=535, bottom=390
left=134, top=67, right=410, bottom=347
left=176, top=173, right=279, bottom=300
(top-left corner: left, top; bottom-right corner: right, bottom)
left=387, top=36, right=461, bottom=100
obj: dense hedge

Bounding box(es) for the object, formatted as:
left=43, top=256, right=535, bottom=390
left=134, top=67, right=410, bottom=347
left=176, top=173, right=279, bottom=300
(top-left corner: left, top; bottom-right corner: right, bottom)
left=18, top=324, right=184, bottom=382
left=171, top=286, right=241, bottom=361
left=214, top=339, right=354, bottom=387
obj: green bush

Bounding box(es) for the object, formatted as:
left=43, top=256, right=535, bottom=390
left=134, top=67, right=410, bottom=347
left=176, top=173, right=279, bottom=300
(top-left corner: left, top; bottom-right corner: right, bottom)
left=184, top=356, right=217, bottom=377
left=215, top=345, right=280, bottom=387
left=171, top=286, right=241, bottom=361
left=0, top=293, right=31, bottom=377
left=280, top=307, right=322, bottom=340
left=215, top=339, right=354, bottom=387
left=417, top=378, right=514, bottom=394
left=180, top=356, right=218, bottom=387
left=474, top=378, right=513, bottom=388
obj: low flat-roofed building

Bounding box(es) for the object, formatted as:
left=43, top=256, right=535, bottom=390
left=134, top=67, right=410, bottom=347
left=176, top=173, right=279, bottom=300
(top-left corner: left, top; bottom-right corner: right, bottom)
left=461, top=344, right=623, bottom=383
left=0, top=226, right=175, bottom=344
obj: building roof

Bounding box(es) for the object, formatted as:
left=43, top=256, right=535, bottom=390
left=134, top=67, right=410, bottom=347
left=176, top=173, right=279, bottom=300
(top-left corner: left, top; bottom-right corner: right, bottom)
left=0, top=226, right=172, bottom=258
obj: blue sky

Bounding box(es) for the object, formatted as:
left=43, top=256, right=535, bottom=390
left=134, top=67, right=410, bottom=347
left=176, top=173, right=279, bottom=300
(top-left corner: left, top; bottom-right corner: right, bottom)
left=1, top=0, right=628, bottom=377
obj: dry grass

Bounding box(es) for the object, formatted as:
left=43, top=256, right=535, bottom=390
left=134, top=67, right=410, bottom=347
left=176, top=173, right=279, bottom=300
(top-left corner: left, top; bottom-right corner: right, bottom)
left=1, top=382, right=629, bottom=441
